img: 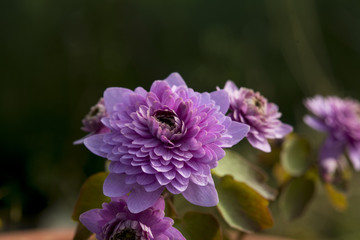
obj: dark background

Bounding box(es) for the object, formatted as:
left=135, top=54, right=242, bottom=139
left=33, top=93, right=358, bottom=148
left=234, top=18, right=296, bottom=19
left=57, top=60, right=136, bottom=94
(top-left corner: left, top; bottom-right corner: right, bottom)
left=1, top=0, right=360, bottom=239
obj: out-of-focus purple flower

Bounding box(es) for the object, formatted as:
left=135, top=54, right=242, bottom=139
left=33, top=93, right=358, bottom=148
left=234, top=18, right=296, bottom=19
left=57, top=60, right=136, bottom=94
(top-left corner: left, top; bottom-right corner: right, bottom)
left=84, top=73, right=249, bottom=213
left=74, top=98, right=110, bottom=144
left=223, top=81, right=292, bottom=152
left=304, top=95, right=360, bottom=176
left=80, top=196, right=185, bottom=240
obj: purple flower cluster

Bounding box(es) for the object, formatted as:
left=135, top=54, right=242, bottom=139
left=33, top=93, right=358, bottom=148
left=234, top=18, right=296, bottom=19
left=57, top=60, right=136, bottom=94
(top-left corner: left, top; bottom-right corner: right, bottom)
left=304, top=95, right=360, bottom=180
left=80, top=196, right=185, bottom=240
left=84, top=73, right=249, bottom=213
left=223, top=81, right=292, bottom=152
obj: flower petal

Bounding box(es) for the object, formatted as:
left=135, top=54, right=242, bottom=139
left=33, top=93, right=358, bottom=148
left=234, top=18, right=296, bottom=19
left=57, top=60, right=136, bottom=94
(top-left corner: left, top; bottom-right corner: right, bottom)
left=182, top=177, right=218, bottom=207
left=84, top=134, right=107, bottom=157
left=221, top=121, right=250, bottom=148
left=247, top=133, right=271, bottom=152
left=127, top=186, right=164, bottom=213
left=348, top=144, right=360, bottom=170
left=320, top=137, right=344, bottom=161
left=224, top=80, right=238, bottom=94
left=304, top=115, right=327, bottom=132
left=104, top=87, right=132, bottom=113
left=79, top=209, right=103, bottom=235
left=164, top=72, right=186, bottom=87
left=103, top=173, right=133, bottom=197
left=164, top=227, right=186, bottom=240
left=274, top=123, right=293, bottom=138
left=151, top=196, right=165, bottom=211
left=210, top=89, right=230, bottom=114
left=319, top=138, right=346, bottom=181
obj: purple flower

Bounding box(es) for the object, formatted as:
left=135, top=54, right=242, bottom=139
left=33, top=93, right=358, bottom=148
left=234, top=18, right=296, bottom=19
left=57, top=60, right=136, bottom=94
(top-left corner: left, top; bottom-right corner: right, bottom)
left=304, top=95, right=360, bottom=176
left=84, top=73, right=249, bottom=213
left=80, top=196, right=185, bottom=240
left=223, top=81, right=292, bottom=152
left=74, top=98, right=110, bottom=145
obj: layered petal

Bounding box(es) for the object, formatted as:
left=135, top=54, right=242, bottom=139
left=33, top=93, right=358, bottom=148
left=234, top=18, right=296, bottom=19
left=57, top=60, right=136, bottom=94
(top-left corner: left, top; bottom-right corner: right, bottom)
left=80, top=73, right=248, bottom=211
left=79, top=197, right=185, bottom=240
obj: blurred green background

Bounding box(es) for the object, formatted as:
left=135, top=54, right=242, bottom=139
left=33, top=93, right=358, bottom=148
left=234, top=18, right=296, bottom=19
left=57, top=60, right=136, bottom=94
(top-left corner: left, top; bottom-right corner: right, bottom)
left=1, top=0, right=360, bottom=239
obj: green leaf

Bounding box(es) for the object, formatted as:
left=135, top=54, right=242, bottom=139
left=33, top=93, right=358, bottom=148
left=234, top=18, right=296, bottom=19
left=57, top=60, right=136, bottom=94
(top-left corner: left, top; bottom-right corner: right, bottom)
left=73, top=222, right=93, bottom=240
left=173, top=193, right=216, bottom=217
left=325, top=183, right=348, bottom=211
left=215, top=175, right=273, bottom=233
left=164, top=195, right=178, bottom=219
left=257, top=142, right=281, bottom=167
left=72, top=172, right=110, bottom=221
left=174, top=212, right=222, bottom=240
left=213, top=150, right=277, bottom=200
left=279, top=176, right=315, bottom=220
left=173, top=194, right=235, bottom=238
left=280, top=134, right=311, bottom=177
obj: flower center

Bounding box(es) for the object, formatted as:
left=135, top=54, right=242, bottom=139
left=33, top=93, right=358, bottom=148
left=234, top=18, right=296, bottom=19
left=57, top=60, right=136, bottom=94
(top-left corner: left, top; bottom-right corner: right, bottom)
left=248, top=95, right=266, bottom=114
left=89, top=106, right=100, bottom=117
left=254, top=99, right=262, bottom=108
left=110, top=228, right=139, bottom=240
left=87, top=99, right=106, bottom=118
left=154, top=110, right=177, bottom=130
left=81, top=99, right=107, bottom=133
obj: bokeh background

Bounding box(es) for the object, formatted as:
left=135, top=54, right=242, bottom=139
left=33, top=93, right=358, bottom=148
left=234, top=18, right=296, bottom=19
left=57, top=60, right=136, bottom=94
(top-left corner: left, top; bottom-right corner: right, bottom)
left=1, top=0, right=360, bottom=239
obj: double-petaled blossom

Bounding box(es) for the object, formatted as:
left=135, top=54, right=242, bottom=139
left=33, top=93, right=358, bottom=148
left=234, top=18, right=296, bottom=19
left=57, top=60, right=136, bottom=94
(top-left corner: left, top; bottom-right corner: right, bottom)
left=304, top=95, right=360, bottom=180
left=80, top=196, right=185, bottom=240
left=84, top=73, right=249, bottom=213
left=74, top=98, right=109, bottom=144
left=223, top=81, right=292, bottom=152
